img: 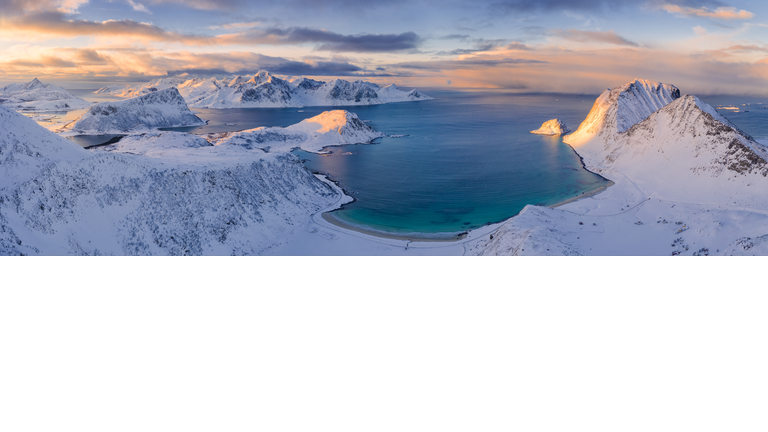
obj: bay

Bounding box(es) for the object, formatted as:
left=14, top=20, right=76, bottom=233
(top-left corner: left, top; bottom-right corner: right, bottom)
left=295, top=90, right=609, bottom=237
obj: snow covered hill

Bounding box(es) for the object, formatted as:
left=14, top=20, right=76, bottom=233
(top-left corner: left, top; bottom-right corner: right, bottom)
left=0, top=105, right=393, bottom=255
left=471, top=79, right=768, bottom=256
left=209, top=110, right=384, bottom=153
left=0, top=78, right=92, bottom=112
left=530, top=119, right=570, bottom=135
left=95, top=71, right=433, bottom=108
left=64, top=88, right=206, bottom=134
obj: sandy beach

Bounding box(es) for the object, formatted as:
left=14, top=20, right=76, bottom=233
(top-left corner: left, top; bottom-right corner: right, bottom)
left=549, top=181, right=615, bottom=208
left=321, top=211, right=468, bottom=242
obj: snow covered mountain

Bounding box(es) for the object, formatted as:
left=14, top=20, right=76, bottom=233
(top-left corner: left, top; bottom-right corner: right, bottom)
left=0, top=105, right=392, bottom=255
left=0, top=78, right=92, bottom=112
left=473, top=78, right=768, bottom=256
left=566, top=84, right=768, bottom=206
left=64, top=88, right=205, bottom=134
left=530, top=119, right=570, bottom=135
left=563, top=78, right=680, bottom=145
left=95, top=71, right=433, bottom=108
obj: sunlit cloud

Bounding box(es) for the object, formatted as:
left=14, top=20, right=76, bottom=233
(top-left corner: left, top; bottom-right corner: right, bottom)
left=551, top=29, right=639, bottom=47
left=0, top=12, right=422, bottom=52
left=693, top=25, right=707, bottom=35
left=127, top=0, right=151, bottom=13
left=0, top=0, right=90, bottom=13
left=660, top=5, right=755, bottom=20
left=0, top=12, right=214, bottom=44
left=208, top=21, right=263, bottom=30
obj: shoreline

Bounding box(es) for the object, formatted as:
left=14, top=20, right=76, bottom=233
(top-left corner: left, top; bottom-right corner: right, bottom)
left=318, top=173, right=614, bottom=244
left=321, top=211, right=468, bottom=242
left=549, top=181, right=615, bottom=208
left=313, top=134, right=618, bottom=246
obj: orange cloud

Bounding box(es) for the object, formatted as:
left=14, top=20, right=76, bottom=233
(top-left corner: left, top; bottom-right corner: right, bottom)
left=384, top=44, right=768, bottom=96
left=661, top=5, right=754, bottom=20
left=551, top=29, right=639, bottom=47
left=0, top=12, right=216, bottom=45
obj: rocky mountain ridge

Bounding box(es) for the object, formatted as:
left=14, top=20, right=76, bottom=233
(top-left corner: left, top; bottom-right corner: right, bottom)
left=95, top=71, right=433, bottom=108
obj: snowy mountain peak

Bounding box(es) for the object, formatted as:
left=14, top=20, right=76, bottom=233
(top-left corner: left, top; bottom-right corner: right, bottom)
left=67, top=87, right=205, bottom=134
left=564, top=78, right=680, bottom=146
left=228, top=75, right=248, bottom=87
left=302, top=110, right=371, bottom=135
left=23, top=78, right=45, bottom=90
left=249, top=71, right=276, bottom=85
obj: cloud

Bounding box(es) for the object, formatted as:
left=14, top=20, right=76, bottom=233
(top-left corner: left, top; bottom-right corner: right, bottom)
left=0, top=11, right=215, bottom=45
left=394, top=57, right=548, bottom=71
left=489, top=0, right=633, bottom=13
left=217, top=27, right=422, bottom=52
left=0, top=47, right=377, bottom=80
left=552, top=29, right=639, bottom=47
left=127, top=0, right=151, bottom=13
left=521, top=27, right=638, bottom=46
left=145, top=0, right=246, bottom=10
left=208, top=21, right=263, bottom=31
left=434, top=38, right=513, bottom=56
left=0, top=12, right=421, bottom=52
left=0, top=0, right=90, bottom=14
left=5, top=56, right=78, bottom=69
left=660, top=5, right=754, bottom=20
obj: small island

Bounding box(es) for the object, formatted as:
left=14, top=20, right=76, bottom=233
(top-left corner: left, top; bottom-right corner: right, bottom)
left=530, top=119, right=570, bottom=136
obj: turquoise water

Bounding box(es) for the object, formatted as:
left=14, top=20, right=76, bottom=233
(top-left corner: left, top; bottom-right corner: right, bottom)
left=295, top=90, right=608, bottom=236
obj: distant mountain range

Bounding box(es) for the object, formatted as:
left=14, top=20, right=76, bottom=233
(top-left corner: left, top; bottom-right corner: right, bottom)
left=0, top=78, right=91, bottom=112
left=94, top=71, right=433, bottom=108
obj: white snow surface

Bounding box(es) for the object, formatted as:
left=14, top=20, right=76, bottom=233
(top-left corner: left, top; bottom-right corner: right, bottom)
left=470, top=79, right=768, bottom=256
left=0, top=78, right=92, bottom=112
left=95, top=71, right=433, bottom=108
left=63, top=88, right=205, bottom=135
left=210, top=110, right=384, bottom=153
left=530, top=118, right=570, bottom=135
left=1, top=105, right=396, bottom=255
left=564, top=78, right=680, bottom=145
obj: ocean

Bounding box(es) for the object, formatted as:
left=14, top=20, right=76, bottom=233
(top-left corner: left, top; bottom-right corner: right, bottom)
left=58, top=88, right=768, bottom=238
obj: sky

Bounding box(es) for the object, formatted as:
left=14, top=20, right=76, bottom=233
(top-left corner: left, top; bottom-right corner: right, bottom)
left=2, top=0, right=768, bottom=94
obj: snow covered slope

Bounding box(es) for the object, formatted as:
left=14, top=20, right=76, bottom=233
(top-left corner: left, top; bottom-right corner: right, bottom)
left=210, top=110, right=384, bottom=153
left=0, top=105, right=398, bottom=255
left=564, top=79, right=680, bottom=145
left=95, top=71, right=433, bottom=108
left=530, top=119, right=570, bottom=135
left=64, top=88, right=205, bottom=134
left=574, top=94, right=768, bottom=205
left=473, top=79, right=768, bottom=256
left=0, top=78, right=92, bottom=112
